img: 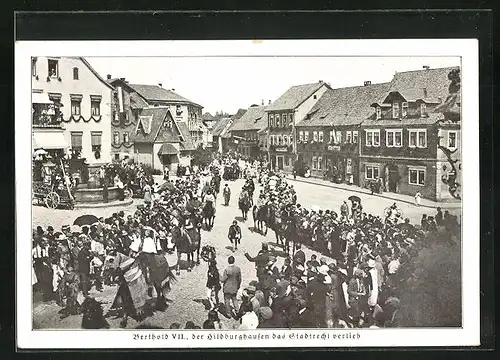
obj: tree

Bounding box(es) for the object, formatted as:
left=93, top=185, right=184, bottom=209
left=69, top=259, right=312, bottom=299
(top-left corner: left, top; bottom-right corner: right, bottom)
left=191, top=145, right=214, bottom=167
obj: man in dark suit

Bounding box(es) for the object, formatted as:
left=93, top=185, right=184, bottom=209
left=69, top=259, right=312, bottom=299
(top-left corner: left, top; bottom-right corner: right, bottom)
left=220, top=256, right=242, bottom=317
left=228, top=220, right=242, bottom=251
left=77, top=242, right=92, bottom=296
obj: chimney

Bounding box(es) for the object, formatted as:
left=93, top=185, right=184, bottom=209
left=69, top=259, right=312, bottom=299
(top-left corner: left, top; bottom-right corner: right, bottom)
left=171, top=88, right=175, bottom=92
left=423, top=88, right=428, bottom=97
left=158, top=83, right=162, bottom=88
left=364, top=81, right=371, bottom=86
left=120, top=77, right=125, bottom=81
left=423, top=65, right=430, bottom=70
left=261, top=99, right=264, bottom=106
left=268, top=100, right=271, bottom=105
left=319, top=80, right=324, bottom=83
left=107, top=74, right=112, bottom=80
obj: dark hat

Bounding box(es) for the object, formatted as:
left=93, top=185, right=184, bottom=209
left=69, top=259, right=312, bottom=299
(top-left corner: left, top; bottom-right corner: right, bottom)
left=245, top=285, right=256, bottom=294
left=47, top=226, right=54, bottom=232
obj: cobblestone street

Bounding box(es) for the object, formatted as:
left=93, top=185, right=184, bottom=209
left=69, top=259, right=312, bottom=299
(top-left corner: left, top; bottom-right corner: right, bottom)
left=31, top=177, right=461, bottom=329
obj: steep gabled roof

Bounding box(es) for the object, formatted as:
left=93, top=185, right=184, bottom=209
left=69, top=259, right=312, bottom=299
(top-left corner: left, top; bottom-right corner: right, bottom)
left=176, top=122, right=196, bottom=151
left=389, top=67, right=459, bottom=99
left=127, top=84, right=202, bottom=108
left=229, top=105, right=268, bottom=132
left=296, top=82, right=391, bottom=128
left=78, top=57, right=115, bottom=90
left=130, top=92, right=150, bottom=109
left=202, top=112, right=215, bottom=121
left=131, top=107, right=171, bottom=143
left=267, top=82, right=328, bottom=111
left=212, top=117, right=233, bottom=137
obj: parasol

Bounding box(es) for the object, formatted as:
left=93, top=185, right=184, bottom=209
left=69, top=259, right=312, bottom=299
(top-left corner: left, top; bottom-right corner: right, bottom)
left=348, top=195, right=361, bottom=203
left=33, top=149, right=48, bottom=157
left=73, top=215, right=99, bottom=227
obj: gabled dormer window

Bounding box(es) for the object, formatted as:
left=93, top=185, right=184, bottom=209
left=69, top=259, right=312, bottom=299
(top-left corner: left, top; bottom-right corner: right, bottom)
left=420, top=103, right=427, bottom=117
left=401, top=102, right=408, bottom=118
left=376, top=107, right=382, bottom=120
left=392, top=102, right=400, bottom=119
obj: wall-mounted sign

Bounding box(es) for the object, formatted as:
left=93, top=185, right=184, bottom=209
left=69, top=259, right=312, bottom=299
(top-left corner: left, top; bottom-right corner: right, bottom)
left=275, top=147, right=289, bottom=152
left=328, top=145, right=341, bottom=151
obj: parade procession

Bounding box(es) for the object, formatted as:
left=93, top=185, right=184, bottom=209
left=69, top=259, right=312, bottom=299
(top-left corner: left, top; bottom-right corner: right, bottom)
left=30, top=56, right=462, bottom=331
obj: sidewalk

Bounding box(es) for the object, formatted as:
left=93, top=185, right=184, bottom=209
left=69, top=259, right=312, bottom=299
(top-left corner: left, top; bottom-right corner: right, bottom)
left=286, top=175, right=461, bottom=210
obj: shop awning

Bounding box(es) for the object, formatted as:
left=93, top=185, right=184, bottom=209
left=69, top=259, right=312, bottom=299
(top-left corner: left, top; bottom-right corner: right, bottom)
left=157, top=143, right=179, bottom=155
left=33, top=131, right=69, bottom=150
left=32, top=92, right=53, bottom=105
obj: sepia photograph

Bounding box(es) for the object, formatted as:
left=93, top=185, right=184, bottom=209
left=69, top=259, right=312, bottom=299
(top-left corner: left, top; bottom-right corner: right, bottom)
left=16, top=39, right=479, bottom=348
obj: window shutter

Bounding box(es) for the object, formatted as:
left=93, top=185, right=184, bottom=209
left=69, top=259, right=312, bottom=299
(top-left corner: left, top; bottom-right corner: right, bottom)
left=71, top=133, right=83, bottom=147
left=91, top=132, right=102, bottom=146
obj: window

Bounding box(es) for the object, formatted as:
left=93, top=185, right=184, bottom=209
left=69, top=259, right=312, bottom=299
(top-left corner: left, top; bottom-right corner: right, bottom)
left=318, top=131, right=324, bottom=142
left=278, top=135, right=283, bottom=145
left=312, top=131, right=318, bottom=142
left=312, top=156, right=317, bottom=170
left=123, top=132, right=129, bottom=144
left=48, top=59, right=58, bottom=78
left=365, top=165, right=380, bottom=180
left=448, top=131, right=457, bottom=149
left=402, top=102, right=408, bottom=118
left=299, top=131, right=304, bottom=142
left=409, top=129, right=427, bottom=148
left=91, top=132, right=102, bottom=153
left=113, top=132, right=120, bottom=145
left=70, top=132, right=83, bottom=151
left=282, top=114, right=287, bottom=127
left=71, top=99, right=81, bottom=116
left=114, top=153, right=120, bottom=160
left=91, top=96, right=101, bottom=116
left=176, top=105, right=182, bottom=116
left=386, top=129, right=403, bottom=147
left=329, top=130, right=334, bottom=143
left=420, top=103, right=427, bottom=116
left=409, top=168, right=425, bottom=186
left=269, top=114, right=274, bottom=128
left=285, top=156, right=290, bottom=167
left=289, top=113, right=294, bottom=126
left=392, top=102, right=400, bottom=118
left=346, top=131, right=352, bottom=143
left=31, top=58, right=37, bottom=77
left=275, top=114, right=281, bottom=127
left=365, top=129, right=380, bottom=147
left=304, top=131, right=309, bottom=142
left=376, top=107, right=381, bottom=119
left=313, top=95, right=317, bottom=100
left=317, top=156, right=323, bottom=170
left=335, top=130, right=342, bottom=144
left=352, top=131, right=358, bottom=143
left=73, top=67, right=79, bottom=80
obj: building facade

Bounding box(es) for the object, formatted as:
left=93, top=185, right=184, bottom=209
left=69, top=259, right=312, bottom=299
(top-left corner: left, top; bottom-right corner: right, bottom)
left=32, top=57, right=114, bottom=167
left=228, top=105, right=268, bottom=159
left=131, top=107, right=195, bottom=173
left=295, top=82, right=390, bottom=183
left=359, top=66, right=460, bottom=201
left=266, top=82, right=330, bottom=172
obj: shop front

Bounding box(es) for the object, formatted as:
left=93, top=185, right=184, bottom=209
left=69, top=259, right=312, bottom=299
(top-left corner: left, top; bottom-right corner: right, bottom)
left=270, top=145, right=294, bottom=172
left=325, top=144, right=359, bottom=185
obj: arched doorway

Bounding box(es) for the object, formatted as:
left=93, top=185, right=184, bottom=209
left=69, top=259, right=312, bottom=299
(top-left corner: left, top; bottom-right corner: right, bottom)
left=385, top=163, right=400, bottom=193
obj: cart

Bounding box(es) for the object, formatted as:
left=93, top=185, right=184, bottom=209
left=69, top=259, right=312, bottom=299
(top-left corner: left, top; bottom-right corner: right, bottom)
left=33, top=181, right=75, bottom=210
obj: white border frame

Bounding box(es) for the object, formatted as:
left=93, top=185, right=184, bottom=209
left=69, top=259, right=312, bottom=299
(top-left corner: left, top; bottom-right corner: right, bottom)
left=16, top=39, right=479, bottom=348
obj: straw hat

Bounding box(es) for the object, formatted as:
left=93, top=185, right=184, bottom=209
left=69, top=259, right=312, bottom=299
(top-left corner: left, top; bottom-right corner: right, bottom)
left=318, top=265, right=330, bottom=276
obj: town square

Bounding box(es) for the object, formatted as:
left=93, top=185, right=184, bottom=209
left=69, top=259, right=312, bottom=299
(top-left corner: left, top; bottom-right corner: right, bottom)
left=30, top=55, right=462, bottom=331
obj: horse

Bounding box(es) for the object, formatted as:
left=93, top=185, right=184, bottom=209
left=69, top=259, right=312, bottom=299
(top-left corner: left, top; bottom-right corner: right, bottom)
left=276, top=220, right=297, bottom=257
left=104, top=251, right=176, bottom=328
left=202, top=200, right=216, bottom=230
left=252, top=204, right=272, bottom=235
left=238, top=191, right=251, bottom=221
left=171, top=225, right=201, bottom=275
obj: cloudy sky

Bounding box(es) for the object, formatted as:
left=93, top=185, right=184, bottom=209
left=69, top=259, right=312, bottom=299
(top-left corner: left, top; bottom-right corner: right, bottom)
left=87, top=56, right=460, bottom=115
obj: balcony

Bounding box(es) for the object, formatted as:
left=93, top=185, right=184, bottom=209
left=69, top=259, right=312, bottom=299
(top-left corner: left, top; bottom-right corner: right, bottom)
left=32, top=113, right=63, bottom=128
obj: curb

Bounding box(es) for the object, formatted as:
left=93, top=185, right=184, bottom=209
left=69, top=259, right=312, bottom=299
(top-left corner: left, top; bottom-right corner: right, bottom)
left=288, top=177, right=461, bottom=210
left=74, top=198, right=134, bottom=209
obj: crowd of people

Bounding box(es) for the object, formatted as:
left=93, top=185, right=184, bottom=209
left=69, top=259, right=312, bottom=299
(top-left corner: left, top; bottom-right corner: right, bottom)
left=32, top=154, right=460, bottom=330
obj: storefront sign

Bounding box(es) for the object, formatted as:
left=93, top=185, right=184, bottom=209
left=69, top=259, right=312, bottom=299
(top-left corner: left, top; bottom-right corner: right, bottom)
left=275, top=147, right=289, bottom=152
left=328, top=145, right=341, bottom=151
